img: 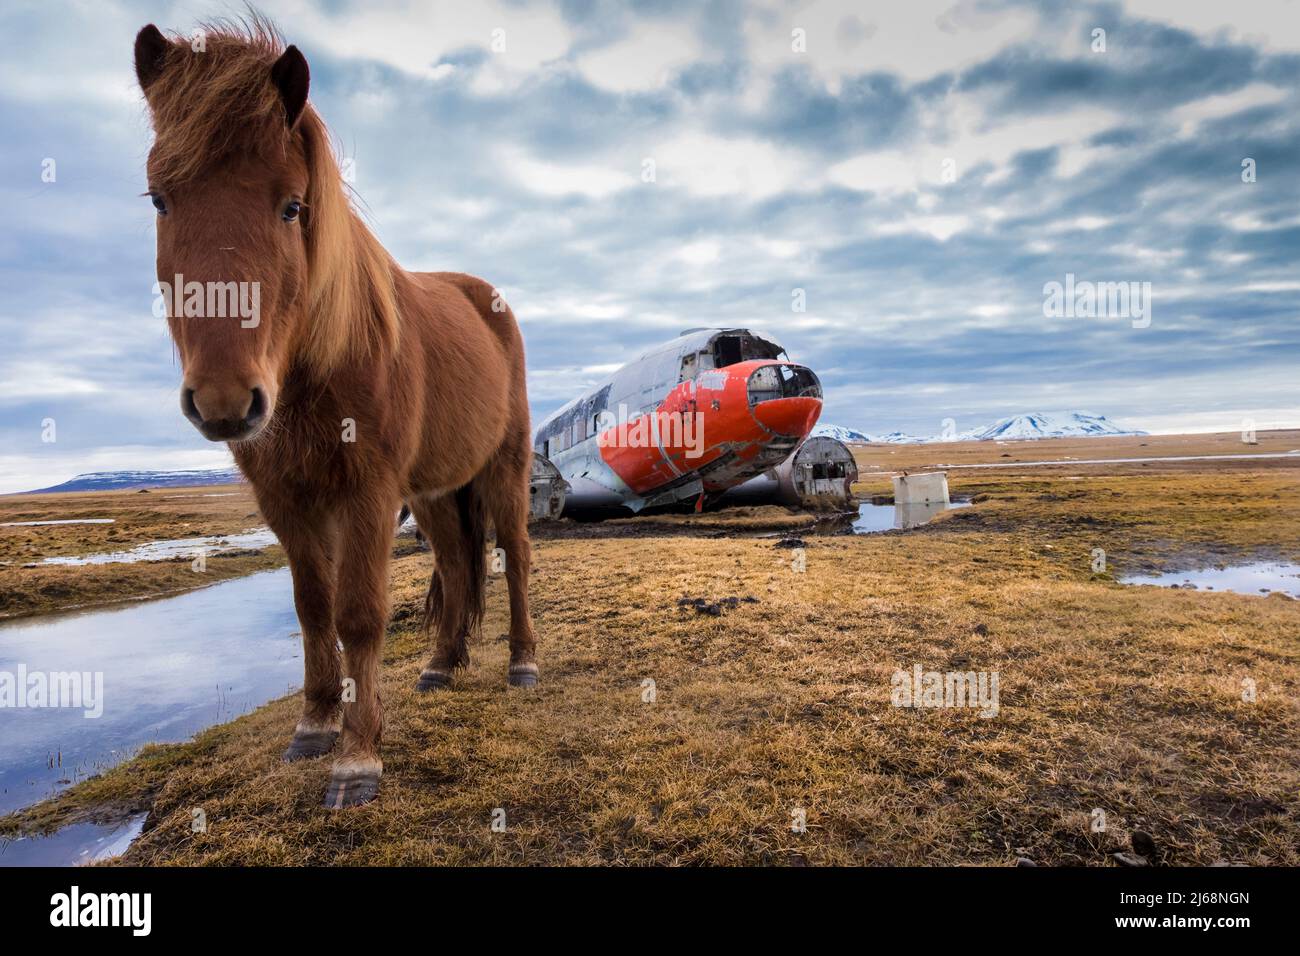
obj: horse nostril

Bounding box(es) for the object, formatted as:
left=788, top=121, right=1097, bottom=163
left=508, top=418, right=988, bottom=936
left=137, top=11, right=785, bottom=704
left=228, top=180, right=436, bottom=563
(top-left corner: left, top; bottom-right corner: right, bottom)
left=246, top=386, right=267, bottom=424
left=181, top=387, right=203, bottom=424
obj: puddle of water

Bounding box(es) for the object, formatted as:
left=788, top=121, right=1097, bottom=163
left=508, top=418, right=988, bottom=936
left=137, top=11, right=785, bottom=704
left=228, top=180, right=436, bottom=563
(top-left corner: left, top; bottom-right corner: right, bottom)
left=1120, top=562, right=1300, bottom=598
left=0, top=568, right=300, bottom=817
left=40, top=527, right=279, bottom=566
left=853, top=499, right=971, bottom=534
left=2, top=519, right=115, bottom=527
left=0, top=814, right=146, bottom=867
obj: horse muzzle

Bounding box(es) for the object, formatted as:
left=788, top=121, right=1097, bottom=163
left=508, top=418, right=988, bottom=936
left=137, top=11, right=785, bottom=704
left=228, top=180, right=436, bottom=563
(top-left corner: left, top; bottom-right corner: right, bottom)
left=181, top=383, right=270, bottom=442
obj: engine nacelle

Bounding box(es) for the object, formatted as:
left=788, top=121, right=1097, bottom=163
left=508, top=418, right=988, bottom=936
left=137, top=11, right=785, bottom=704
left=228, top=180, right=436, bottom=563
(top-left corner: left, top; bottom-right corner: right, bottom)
left=721, top=436, right=859, bottom=508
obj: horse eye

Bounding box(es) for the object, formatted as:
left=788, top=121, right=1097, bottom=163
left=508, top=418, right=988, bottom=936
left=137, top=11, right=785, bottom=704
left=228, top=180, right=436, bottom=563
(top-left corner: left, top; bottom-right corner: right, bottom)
left=282, top=200, right=301, bottom=223
left=150, top=193, right=167, bottom=215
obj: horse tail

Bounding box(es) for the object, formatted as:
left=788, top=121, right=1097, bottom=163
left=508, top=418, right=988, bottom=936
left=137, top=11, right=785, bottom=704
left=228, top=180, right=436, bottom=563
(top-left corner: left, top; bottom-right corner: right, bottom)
left=449, top=479, right=486, bottom=669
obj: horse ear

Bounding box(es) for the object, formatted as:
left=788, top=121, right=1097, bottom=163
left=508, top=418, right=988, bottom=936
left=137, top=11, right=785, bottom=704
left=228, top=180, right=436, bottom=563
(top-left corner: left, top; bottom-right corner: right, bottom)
left=270, top=45, right=310, bottom=128
left=134, top=24, right=171, bottom=91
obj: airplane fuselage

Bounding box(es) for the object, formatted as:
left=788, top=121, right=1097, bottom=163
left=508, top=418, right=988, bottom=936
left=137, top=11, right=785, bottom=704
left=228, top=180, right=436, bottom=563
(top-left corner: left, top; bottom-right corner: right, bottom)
left=534, top=328, right=823, bottom=512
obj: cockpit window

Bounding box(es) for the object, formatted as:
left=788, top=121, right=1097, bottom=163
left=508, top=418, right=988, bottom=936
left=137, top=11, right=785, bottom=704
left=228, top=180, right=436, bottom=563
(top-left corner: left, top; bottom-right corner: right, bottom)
left=747, top=364, right=822, bottom=406
left=679, top=351, right=698, bottom=382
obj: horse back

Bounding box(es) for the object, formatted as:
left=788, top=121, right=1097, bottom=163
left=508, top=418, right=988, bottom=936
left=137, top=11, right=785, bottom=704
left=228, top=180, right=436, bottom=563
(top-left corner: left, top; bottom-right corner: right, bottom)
left=395, top=270, right=529, bottom=495
left=417, top=272, right=526, bottom=370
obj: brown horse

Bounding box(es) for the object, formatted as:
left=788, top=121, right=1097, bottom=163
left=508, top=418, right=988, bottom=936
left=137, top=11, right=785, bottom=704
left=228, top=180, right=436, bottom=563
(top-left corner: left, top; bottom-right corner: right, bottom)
left=134, top=17, right=537, bottom=808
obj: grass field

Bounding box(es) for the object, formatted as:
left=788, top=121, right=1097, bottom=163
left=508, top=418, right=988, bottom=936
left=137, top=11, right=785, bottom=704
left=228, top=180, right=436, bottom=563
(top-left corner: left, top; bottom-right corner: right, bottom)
left=852, top=427, right=1300, bottom=478
left=1, top=433, right=1297, bottom=865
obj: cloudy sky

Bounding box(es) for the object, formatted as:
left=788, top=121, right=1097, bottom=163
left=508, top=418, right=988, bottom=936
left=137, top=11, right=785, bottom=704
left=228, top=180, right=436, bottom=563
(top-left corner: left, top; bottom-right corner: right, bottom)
left=1, top=0, right=1298, bottom=492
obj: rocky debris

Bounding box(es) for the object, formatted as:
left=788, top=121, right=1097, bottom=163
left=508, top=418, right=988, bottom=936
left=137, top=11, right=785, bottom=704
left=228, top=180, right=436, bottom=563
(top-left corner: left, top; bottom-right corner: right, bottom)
left=1111, top=851, right=1150, bottom=867
left=676, top=594, right=759, bottom=616
left=1015, top=857, right=1038, bottom=867
left=773, top=537, right=806, bottom=549
left=219, top=548, right=262, bottom=559
left=1131, top=830, right=1157, bottom=859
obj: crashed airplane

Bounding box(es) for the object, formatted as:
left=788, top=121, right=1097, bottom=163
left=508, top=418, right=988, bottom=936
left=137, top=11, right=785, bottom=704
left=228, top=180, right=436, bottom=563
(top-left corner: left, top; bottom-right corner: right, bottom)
left=531, top=328, right=859, bottom=518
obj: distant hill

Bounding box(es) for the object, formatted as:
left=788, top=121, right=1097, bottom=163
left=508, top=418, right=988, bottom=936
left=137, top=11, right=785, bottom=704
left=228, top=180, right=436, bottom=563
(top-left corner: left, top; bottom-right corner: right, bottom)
left=26, top=468, right=244, bottom=494
left=814, top=412, right=1146, bottom=445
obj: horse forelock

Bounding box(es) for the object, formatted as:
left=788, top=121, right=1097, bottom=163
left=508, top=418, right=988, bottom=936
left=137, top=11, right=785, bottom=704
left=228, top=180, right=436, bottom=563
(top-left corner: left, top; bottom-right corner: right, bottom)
left=143, top=16, right=289, bottom=187
left=143, top=14, right=401, bottom=374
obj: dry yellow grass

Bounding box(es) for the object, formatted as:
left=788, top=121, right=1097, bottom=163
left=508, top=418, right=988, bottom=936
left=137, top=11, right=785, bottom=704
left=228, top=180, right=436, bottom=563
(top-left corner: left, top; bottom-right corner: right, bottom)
left=2, top=462, right=1296, bottom=866
left=852, top=428, right=1300, bottom=478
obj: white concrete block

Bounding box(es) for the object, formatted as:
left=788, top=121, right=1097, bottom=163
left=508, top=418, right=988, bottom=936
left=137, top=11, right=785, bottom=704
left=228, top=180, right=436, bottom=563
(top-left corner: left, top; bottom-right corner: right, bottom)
left=893, top=471, right=949, bottom=505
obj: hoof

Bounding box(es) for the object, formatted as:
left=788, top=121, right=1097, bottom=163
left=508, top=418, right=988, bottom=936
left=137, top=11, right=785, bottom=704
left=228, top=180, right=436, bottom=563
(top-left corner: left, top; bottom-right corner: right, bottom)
left=282, top=729, right=339, bottom=763
left=324, top=768, right=381, bottom=809
left=508, top=662, right=539, bottom=689
left=416, top=668, right=453, bottom=692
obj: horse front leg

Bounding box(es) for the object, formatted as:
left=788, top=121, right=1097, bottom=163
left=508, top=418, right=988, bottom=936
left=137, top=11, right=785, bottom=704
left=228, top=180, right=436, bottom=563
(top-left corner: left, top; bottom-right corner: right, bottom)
left=262, top=499, right=342, bottom=762
left=324, top=490, right=394, bottom=809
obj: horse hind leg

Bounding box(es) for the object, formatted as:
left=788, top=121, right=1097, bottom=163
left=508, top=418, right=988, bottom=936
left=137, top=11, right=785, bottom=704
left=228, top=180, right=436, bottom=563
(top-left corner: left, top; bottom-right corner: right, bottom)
left=410, top=487, right=484, bottom=691
left=482, top=437, right=538, bottom=688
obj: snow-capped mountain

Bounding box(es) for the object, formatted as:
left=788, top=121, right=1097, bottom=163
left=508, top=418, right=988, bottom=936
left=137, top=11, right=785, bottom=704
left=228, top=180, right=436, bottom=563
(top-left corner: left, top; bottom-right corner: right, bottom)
left=25, top=468, right=244, bottom=494
left=811, top=423, right=875, bottom=443
left=814, top=412, right=1145, bottom=445
left=872, top=431, right=931, bottom=445
left=956, top=412, right=1146, bottom=442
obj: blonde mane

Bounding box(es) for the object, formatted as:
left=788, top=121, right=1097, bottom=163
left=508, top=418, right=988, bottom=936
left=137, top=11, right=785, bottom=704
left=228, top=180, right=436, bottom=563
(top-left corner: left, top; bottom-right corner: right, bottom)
left=141, top=14, right=399, bottom=372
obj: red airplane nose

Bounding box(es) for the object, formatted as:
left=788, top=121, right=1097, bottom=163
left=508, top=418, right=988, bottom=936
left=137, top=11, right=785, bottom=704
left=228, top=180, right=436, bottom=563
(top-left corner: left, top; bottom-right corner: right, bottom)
left=752, top=395, right=822, bottom=437
left=746, top=363, right=823, bottom=437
